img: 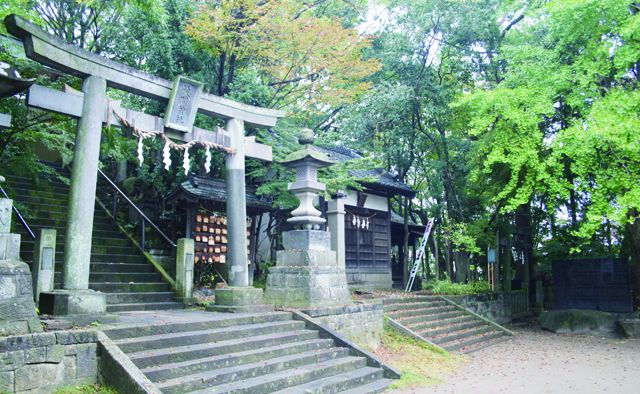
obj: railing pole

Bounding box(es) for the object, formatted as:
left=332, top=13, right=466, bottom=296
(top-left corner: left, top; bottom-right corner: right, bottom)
left=141, top=219, right=146, bottom=252
left=112, top=192, right=117, bottom=218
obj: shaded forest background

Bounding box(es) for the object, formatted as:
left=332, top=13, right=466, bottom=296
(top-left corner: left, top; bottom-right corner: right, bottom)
left=1, top=0, right=639, bottom=304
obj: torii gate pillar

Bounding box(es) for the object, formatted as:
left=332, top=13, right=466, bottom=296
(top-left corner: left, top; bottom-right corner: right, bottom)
left=42, top=76, right=108, bottom=314
left=225, top=118, right=249, bottom=286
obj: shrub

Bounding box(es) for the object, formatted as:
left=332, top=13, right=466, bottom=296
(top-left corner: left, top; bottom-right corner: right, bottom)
left=424, top=279, right=491, bottom=295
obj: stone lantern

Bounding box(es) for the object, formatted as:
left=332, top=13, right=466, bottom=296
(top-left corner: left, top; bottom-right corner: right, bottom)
left=282, top=128, right=333, bottom=229
left=265, top=129, right=352, bottom=308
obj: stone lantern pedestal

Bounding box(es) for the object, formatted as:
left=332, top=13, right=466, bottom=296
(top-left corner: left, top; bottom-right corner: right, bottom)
left=0, top=190, right=42, bottom=335
left=265, top=130, right=351, bottom=308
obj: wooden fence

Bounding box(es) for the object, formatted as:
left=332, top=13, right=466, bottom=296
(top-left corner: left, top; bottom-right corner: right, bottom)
left=506, top=290, right=530, bottom=319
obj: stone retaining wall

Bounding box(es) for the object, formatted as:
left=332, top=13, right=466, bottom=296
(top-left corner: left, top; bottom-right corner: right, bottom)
left=0, top=331, right=98, bottom=393
left=301, top=302, right=384, bottom=349
left=448, top=293, right=511, bottom=324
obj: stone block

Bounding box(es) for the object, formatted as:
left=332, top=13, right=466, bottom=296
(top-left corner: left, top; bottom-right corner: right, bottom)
left=0, top=333, right=56, bottom=352
left=276, top=249, right=337, bottom=267
left=0, top=370, right=14, bottom=393
left=32, top=228, right=57, bottom=302
left=176, top=238, right=195, bottom=300
left=0, top=234, right=21, bottom=261
left=0, top=350, right=24, bottom=372
left=300, top=303, right=384, bottom=350
left=24, top=346, right=47, bottom=364
left=213, top=287, right=264, bottom=306
left=76, top=344, right=98, bottom=379
left=55, top=330, right=98, bottom=345
left=0, top=260, right=43, bottom=336
left=283, top=230, right=331, bottom=251
left=616, top=319, right=640, bottom=338
left=62, top=354, right=76, bottom=382
left=47, top=345, right=65, bottom=363
left=0, top=198, right=11, bottom=233
left=539, top=309, right=620, bottom=335
left=39, top=289, right=106, bottom=315
left=14, top=363, right=64, bottom=392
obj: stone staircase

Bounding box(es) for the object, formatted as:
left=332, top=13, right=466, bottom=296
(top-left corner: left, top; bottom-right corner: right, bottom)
left=102, top=311, right=394, bottom=393
left=383, top=295, right=512, bottom=353
left=3, top=172, right=183, bottom=312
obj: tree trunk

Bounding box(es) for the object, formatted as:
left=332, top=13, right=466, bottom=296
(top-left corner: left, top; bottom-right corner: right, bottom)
left=402, top=197, right=411, bottom=287
left=502, top=235, right=513, bottom=292
left=454, top=251, right=469, bottom=283
left=515, top=204, right=534, bottom=304
left=623, top=209, right=640, bottom=308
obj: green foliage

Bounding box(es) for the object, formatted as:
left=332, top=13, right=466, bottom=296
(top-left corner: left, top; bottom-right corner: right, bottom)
left=425, top=279, right=491, bottom=295
left=378, top=326, right=462, bottom=390
left=53, top=384, right=118, bottom=394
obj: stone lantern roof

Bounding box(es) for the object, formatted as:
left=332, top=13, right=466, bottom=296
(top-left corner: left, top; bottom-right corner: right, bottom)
left=281, top=129, right=333, bottom=168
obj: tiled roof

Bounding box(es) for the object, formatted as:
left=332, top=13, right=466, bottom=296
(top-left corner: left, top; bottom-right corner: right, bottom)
left=390, top=211, right=421, bottom=227
left=167, top=175, right=273, bottom=211
left=314, top=145, right=415, bottom=197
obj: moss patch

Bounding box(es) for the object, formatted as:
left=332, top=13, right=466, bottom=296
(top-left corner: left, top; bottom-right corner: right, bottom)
left=373, top=328, right=465, bottom=390
left=53, top=384, right=118, bottom=394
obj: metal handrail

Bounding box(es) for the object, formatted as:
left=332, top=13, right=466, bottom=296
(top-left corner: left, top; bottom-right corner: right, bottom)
left=97, top=168, right=176, bottom=249
left=0, top=184, right=36, bottom=240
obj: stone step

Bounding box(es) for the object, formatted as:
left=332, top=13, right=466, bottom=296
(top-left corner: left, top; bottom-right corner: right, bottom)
left=90, top=253, right=144, bottom=263
left=396, top=309, right=465, bottom=325
left=128, top=330, right=320, bottom=369
left=106, top=292, right=176, bottom=304
left=382, top=296, right=439, bottom=306
left=54, top=272, right=164, bottom=285
left=20, top=236, right=131, bottom=248
left=15, top=225, right=123, bottom=238
left=387, top=305, right=457, bottom=319
left=458, top=333, right=512, bottom=354
left=4, top=177, right=69, bottom=192
left=8, top=187, right=72, bottom=200
left=88, top=272, right=164, bottom=283
left=445, top=330, right=506, bottom=353
left=9, top=193, right=69, bottom=208
left=90, top=263, right=157, bottom=273
left=103, top=312, right=292, bottom=340
left=186, top=356, right=367, bottom=394
left=89, top=282, right=171, bottom=293
left=20, top=240, right=139, bottom=255
left=142, top=338, right=336, bottom=382
left=336, top=377, right=394, bottom=394
left=431, top=325, right=493, bottom=345
left=158, top=347, right=352, bottom=394
left=115, top=320, right=307, bottom=353
left=383, top=300, right=448, bottom=313
left=406, top=314, right=476, bottom=332
left=417, top=319, right=484, bottom=337
left=15, top=217, right=117, bottom=231
left=273, top=366, right=384, bottom=394
left=106, top=302, right=184, bottom=312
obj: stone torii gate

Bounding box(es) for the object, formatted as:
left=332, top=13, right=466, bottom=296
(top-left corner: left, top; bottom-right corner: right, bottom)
left=4, top=14, right=284, bottom=314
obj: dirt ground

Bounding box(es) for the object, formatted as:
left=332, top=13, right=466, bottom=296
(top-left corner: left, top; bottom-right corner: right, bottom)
left=391, top=323, right=640, bottom=394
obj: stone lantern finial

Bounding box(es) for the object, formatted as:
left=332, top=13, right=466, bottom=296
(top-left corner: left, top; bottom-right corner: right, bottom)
left=281, top=129, right=333, bottom=229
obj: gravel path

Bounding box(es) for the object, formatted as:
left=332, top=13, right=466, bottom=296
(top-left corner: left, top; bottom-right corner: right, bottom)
left=392, top=324, right=640, bottom=394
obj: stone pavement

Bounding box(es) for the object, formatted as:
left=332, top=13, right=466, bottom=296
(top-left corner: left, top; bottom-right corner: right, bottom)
left=392, top=323, right=640, bottom=394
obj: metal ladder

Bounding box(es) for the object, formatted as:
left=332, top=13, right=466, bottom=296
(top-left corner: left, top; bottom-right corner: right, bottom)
left=405, top=218, right=434, bottom=292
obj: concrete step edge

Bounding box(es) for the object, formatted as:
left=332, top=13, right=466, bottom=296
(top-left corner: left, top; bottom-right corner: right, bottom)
left=142, top=338, right=335, bottom=382
left=157, top=347, right=351, bottom=392
left=271, top=366, right=384, bottom=394
left=115, top=320, right=306, bottom=352
left=185, top=356, right=367, bottom=394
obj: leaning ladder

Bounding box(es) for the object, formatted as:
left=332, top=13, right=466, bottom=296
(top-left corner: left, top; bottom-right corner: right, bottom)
left=405, top=218, right=435, bottom=292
